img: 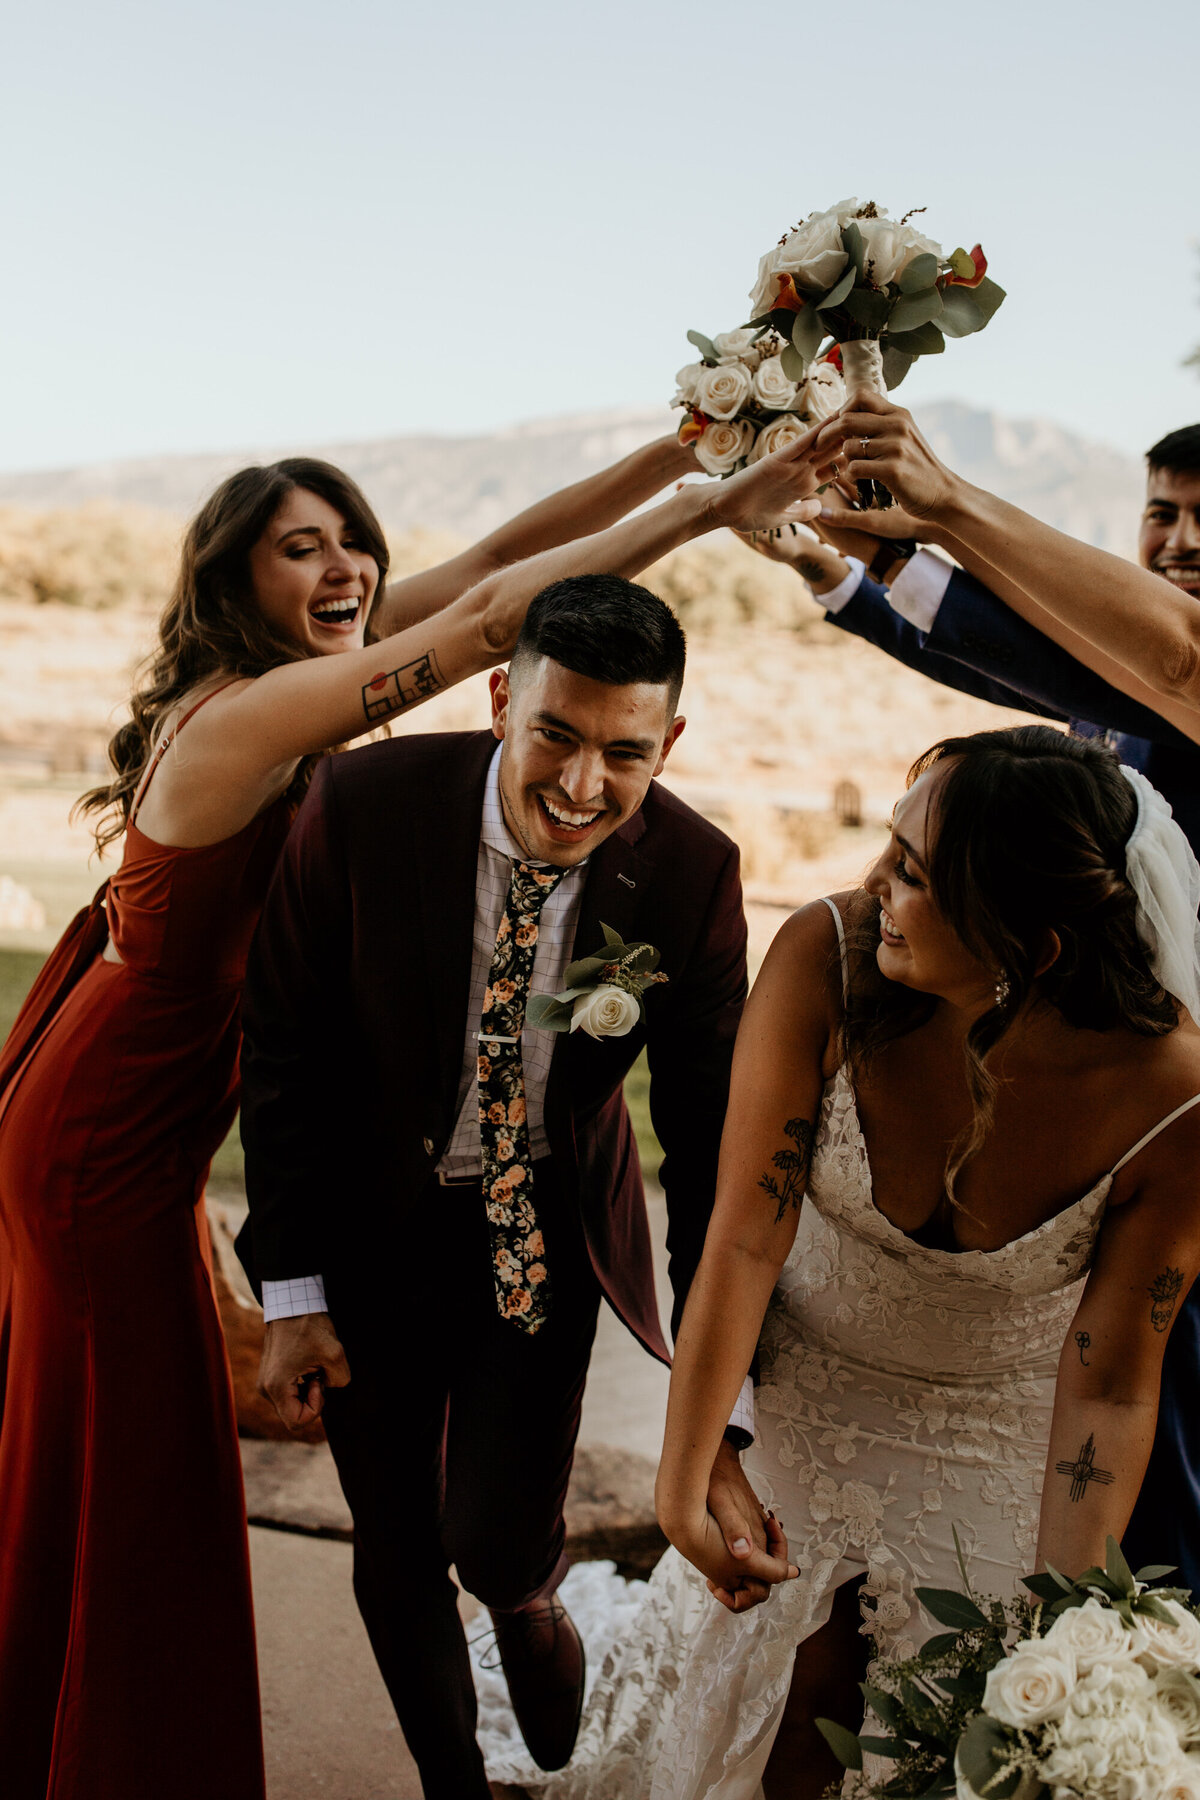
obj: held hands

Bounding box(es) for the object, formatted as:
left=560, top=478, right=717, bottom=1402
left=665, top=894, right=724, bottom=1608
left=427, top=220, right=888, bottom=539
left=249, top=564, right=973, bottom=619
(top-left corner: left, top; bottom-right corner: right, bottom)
left=259, top=1311, right=351, bottom=1431
left=815, top=390, right=960, bottom=525
left=705, top=425, right=827, bottom=536
left=735, top=525, right=850, bottom=596
left=665, top=1439, right=798, bottom=1614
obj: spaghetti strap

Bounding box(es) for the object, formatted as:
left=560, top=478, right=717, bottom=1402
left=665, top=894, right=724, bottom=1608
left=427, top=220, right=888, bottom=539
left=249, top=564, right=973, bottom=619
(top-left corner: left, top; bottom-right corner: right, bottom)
left=128, top=683, right=238, bottom=825
left=1110, top=1091, right=1200, bottom=1176
left=821, top=896, right=850, bottom=1004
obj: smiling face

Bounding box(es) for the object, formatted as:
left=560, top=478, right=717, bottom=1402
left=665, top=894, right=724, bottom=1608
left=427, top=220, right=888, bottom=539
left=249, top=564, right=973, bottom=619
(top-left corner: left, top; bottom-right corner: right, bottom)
left=247, top=486, right=380, bottom=655
left=489, top=657, right=685, bottom=867
left=1139, top=466, right=1200, bottom=599
left=864, top=764, right=996, bottom=1007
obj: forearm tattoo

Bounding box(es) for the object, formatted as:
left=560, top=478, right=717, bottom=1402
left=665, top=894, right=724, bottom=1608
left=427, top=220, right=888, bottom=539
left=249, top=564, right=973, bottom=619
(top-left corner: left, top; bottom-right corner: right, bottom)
left=757, top=1118, right=814, bottom=1225
left=1054, top=1432, right=1114, bottom=1503
left=1148, top=1266, right=1185, bottom=1333
left=796, top=559, right=827, bottom=586
left=1074, top=1330, right=1090, bottom=1366
left=361, top=650, right=446, bottom=723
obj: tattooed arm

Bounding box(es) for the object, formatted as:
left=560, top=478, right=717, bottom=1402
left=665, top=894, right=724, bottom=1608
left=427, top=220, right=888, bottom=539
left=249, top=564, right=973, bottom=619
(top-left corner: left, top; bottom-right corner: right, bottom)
left=655, top=899, right=842, bottom=1609
left=1038, top=1103, right=1200, bottom=1576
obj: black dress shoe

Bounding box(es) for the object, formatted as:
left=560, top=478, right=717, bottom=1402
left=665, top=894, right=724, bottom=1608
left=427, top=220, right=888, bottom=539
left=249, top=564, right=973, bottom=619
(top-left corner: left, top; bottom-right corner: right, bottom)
left=487, top=1598, right=586, bottom=1771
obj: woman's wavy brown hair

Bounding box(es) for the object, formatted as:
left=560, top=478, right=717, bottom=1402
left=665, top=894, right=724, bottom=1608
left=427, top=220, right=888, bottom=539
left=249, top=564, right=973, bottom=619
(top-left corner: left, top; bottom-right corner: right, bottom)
left=839, top=724, right=1180, bottom=1198
left=78, top=457, right=389, bottom=852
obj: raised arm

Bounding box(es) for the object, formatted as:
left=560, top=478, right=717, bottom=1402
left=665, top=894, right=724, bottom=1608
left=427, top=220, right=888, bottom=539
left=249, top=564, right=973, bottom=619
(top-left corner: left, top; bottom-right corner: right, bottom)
left=153, top=437, right=823, bottom=843
left=1038, top=1107, right=1200, bottom=1576
left=817, top=393, right=1200, bottom=718
left=654, top=900, right=839, bottom=1605
left=369, top=433, right=698, bottom=637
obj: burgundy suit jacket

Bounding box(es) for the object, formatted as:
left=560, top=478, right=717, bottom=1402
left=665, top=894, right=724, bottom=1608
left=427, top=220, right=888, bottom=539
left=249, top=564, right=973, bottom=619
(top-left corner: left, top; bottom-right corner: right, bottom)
left=236, top=729, right=748, bottom=1362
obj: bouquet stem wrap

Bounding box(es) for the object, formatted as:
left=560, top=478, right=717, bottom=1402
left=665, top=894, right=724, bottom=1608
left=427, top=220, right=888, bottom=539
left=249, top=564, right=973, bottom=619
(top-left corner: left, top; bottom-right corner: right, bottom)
left=841, top=339, right=891, bottom=508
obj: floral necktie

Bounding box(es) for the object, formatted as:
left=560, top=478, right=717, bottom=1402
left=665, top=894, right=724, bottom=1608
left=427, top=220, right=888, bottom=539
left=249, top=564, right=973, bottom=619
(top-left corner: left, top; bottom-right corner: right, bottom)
left=478, top=859, right=569, bottom=1333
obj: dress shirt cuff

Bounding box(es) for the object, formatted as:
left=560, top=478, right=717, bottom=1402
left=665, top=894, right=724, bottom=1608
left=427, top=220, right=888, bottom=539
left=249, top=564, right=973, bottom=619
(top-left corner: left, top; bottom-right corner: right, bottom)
left=726, top=1376, right=756, bottom=1449
left=819, top=556, right=866, bottom=616
left=887, top=548, right=955, bottom=632
left=261, top=1275, right=328, bottom=1321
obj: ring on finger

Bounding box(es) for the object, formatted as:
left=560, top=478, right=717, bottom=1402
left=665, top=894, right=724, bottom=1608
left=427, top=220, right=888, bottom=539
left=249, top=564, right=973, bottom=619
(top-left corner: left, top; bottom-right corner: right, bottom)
left=859, top=436, right=871, bottom=460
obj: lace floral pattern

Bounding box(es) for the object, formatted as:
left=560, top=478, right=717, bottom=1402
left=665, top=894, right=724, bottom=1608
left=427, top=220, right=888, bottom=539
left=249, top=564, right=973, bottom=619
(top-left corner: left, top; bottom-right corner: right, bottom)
left=539, top=1066, right=1112, bottom=1799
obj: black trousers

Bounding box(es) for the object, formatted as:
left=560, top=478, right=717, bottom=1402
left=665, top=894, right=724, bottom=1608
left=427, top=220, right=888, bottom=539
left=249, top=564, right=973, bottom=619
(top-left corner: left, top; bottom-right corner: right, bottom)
left=321, top=1161, right=601, bottom=1799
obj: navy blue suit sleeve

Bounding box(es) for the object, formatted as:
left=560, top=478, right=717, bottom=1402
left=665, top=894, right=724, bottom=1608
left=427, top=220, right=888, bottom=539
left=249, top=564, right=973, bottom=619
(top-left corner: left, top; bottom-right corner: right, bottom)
left=830, top=574, right=1066, bottom=721
left=925, top=569, right=1196, bottom=751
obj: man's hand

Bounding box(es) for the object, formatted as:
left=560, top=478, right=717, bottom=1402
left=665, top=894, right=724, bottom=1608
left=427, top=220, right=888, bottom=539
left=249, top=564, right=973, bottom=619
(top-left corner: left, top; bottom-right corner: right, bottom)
left=259, top=1312, right=351, bottom=1431
left=658, top=1438, right=796, bottom=1615
left=813, top=482, right=939, bottom=567
left=736, top=525, right=850, bottom=596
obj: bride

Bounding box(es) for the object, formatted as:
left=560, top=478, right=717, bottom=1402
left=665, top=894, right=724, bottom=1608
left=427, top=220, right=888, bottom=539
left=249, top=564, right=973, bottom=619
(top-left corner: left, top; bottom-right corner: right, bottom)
left=540, top=723, right=1200, bottom=1799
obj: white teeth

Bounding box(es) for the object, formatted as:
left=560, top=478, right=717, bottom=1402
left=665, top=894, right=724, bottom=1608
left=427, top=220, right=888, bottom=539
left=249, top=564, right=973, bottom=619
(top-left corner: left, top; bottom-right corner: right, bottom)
left=311, top=599, right=359, bottom=620
left=881, top=909, right=906, bottom=941
left=542, top=797, right=601, bottom=828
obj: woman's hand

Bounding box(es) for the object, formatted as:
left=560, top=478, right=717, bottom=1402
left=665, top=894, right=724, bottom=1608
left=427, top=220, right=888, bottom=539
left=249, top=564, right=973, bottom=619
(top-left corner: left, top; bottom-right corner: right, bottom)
left=662, top=1446, right=798, bottom=1615
left=815, top=391, right=963, bottom=523
left=707, top=429, right=827, bottom=535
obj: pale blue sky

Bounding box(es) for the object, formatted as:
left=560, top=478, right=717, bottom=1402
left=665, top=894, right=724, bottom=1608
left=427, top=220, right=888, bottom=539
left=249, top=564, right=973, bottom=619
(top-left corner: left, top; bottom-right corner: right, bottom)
left=1, top=0, right=1196, bottom=472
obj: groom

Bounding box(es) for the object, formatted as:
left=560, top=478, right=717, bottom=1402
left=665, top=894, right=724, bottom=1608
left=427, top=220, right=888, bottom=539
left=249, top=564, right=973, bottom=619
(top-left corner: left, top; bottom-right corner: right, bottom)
left=236, top=574, right=761, bottom=1797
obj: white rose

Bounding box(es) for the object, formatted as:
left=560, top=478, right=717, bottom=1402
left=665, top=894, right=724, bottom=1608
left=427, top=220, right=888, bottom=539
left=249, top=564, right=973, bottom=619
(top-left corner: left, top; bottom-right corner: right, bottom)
left=1139, top=1602, right=1200, bottom=1672
left=694, top=418, right=756, bottom=476
left=1044, top=1597, right=1148, bottom=1674
left=748, top=414, right=807, bottom=463
left=694, top=361, right=753, bottom=420
left=798, top=362, right=846, bottom=424
left=1156, top=1669, right=1200, bottom=1744
left=672, top=362, right=705, bottom=406
left=1161, top=1757, right=1200, bottom=1800
left=711, top=328, right=760, bottom=366
left=752, top=355, right=799, bottom=411
left=748, top=199, right=860, bottom=314
left=857, top=215, right=942, bottom=287
left=983, top=1641, right=1077, bottom=1728
left=570, top=984, right=640, bottom=1039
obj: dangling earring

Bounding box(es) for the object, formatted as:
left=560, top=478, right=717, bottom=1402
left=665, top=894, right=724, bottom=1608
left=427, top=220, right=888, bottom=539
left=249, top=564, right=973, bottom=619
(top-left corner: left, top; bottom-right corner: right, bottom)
left=994, top=972, right=1011, bottom=1009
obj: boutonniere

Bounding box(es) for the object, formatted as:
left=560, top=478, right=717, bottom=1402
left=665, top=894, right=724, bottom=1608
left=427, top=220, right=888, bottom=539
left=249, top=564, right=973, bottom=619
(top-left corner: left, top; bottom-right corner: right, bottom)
left=526, top=924, right=668, bottom=1040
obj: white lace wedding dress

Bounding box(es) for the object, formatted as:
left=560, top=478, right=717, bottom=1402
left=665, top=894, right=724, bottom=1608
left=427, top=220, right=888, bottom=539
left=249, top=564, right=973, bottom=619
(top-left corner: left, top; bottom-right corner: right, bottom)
left=482, top=901, right=1200, bottom=1799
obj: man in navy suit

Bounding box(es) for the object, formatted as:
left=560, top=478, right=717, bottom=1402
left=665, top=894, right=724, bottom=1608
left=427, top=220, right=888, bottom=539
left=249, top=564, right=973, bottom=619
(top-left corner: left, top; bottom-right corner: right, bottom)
left=758, top=421, right=1200, bottom=1591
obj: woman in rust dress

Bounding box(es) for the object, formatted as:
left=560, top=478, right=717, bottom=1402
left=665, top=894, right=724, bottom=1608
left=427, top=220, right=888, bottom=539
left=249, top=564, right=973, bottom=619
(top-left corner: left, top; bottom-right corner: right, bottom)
left=0, top=435, right=822, bottom=1797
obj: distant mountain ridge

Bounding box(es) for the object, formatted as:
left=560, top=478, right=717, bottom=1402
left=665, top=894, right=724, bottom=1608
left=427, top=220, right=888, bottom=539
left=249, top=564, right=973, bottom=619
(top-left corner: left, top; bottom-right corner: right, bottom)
left=0, top=403, right=1144, bottom=554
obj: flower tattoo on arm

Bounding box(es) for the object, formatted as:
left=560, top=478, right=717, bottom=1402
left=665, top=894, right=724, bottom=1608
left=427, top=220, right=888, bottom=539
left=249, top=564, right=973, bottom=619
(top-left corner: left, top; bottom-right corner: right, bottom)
left=757, top=1117, right=815, bottom=1225
left=1148, top=1266, right=1185, bottom=1333
left=361, top=650, right=446, bottom=723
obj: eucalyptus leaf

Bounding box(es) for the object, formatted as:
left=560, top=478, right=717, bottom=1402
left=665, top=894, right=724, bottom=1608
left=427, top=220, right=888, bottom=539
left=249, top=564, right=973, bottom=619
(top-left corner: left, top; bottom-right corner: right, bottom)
left=1134, top=1563, right=1179, bottom=1582
left=858, top=1735, right=913, bottom=1758
left=1136, top=1594, right=1182, bottom=1625
left=815, top=1717, right=863, bottom=1771
left=899, top=252, right=940, bottom=294
left=970, top=276, right=1006, bottom=326
left=779, top=342, right=807, bottom=382
left=790, top=306, right=825, bottom=366
left=842, top=219, right=866, bottom=278
left=937, top=285, right=984, bottom=339
left=841, top=286, right=890, bottom=330
left=888, top=287, right=944, bottom=333
left=949, top=246, right=977, bottom=281
left=888, top=322, right=946, bottom=357
left=686, top=329, right=718, bottom=362
left=929, top=1671, right=985, bottom=1702
left=819, top=266, right=857, bottom=311
left=746, top=314, right=775, bottom=330
left=525, top=994, right=575, bottom=1032
left=956, top=1713, right=1018, bottom=1794
left=915, top=1587, right=989, bottom=1630
left=881, top=346, right=916, bottom=391
left=562, top=954, right=610, bottom=988
left=919, top=1632, right=964, bottom=1659
left=860, top=1684, right=907, bottom=1733
left=600, top=922, right=625, bottom=950
left=1041, top=1561, right=1076, bottom=1593
left=1105, top=1535, right=1136, bottom=1596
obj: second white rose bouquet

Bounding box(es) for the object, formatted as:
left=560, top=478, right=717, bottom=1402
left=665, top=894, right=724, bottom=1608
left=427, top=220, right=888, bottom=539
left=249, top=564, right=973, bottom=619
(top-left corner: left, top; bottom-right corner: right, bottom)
left=672, top=326, right=846, bottom=477
left=819, top=1536, right=1200, bottom=1800
left=526, top=924, right=667, bottom=1040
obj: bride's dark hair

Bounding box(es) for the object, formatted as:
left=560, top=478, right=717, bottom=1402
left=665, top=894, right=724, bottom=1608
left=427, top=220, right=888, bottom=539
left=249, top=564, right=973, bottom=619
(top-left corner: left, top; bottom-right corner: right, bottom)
left=77, top=457, right=390, bottom=853
left=840, top=723, right=1179, bottom=1196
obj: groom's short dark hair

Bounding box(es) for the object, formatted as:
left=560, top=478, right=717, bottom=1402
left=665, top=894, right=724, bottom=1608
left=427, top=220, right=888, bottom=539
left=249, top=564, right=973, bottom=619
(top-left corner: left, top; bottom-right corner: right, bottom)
left=510, top=574, right=687, bottom=712
left=1147, top=425, right=1200, bottom=474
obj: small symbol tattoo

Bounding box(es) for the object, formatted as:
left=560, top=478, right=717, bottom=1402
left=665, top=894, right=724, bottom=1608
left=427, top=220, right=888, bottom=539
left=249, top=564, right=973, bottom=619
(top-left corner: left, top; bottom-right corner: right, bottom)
left=1149, top=1267, right=1185, bottom=1333
left=1055, top=1432, right=1115, bottom=1503
left=758, top=1117, right=815, bottom=1224
left=361, top=650, right=446, bottom=722
left=1074, top=1330, right=1090, bottom=1366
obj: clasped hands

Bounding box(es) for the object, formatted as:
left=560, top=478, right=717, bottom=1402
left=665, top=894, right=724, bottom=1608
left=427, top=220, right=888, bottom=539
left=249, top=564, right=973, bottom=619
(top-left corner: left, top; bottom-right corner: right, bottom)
left=665, top=1438, right=799, bottom=1615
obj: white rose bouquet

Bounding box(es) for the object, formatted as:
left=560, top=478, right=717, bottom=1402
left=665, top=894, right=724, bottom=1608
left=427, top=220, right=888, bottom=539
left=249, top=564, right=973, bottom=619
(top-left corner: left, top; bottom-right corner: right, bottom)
left=526, top=923, right=667, bottom=1040
left=673, top=325, right=845, bottom=478
left=748, top=199, right=1004, bottom=507
left=819, top=1535, right=1200, bottom=1800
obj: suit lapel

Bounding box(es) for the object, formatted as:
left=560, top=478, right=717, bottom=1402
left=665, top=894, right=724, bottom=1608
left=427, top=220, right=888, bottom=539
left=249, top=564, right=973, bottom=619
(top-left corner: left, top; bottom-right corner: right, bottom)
left=414, top=733, right=494, bottom=1108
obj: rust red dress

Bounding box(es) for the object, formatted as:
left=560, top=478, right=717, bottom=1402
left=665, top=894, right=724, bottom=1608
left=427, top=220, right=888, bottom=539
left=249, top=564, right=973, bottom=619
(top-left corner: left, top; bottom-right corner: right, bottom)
left=0, top=696, right=288, bottom=1799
